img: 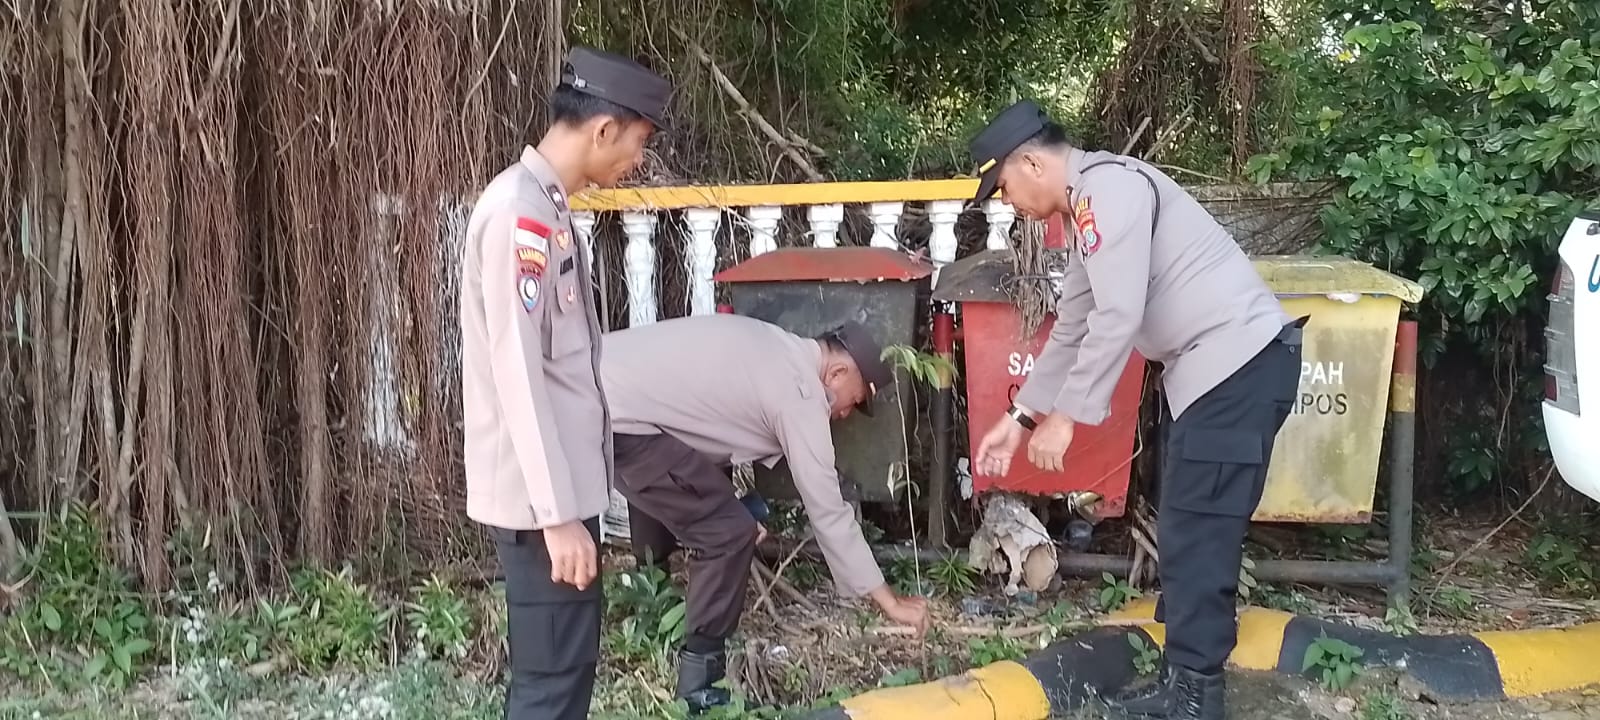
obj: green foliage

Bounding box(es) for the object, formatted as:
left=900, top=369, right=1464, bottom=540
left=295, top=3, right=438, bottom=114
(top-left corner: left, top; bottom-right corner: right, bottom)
left=1236, top=556, right=1258, bottom=603
left=967, top=633, right=1027, bottom=666
left=1429, top=585, right=1478, bottom=620
left=1097, top=571, right=1141, bottom=612
left=881, top=344, right=958, bottom=390
left=0, top=504, right=159, bottom=690
left=927, top=553, right=980, bottom=598
left=604, top=565, right=688, bottom=660
left=880, top=667, right=923, bottom=688
left=1251, top=0, right=1600, bottom=494
left=1383, top=604, right=1419, bottom=637
left=1127, top=633, right=1161, bottom=676
left=885, top=556, right=928, bottom=597
left=277, top=565, right=395, bottom=671
left=1525, top=531, right=1596, bottom=593
left=1302, top=632, right=1364, bottom=691
left=781, top=560, right=827, bottom=592
left=1360, top=689, right=1414, bottom=720
left=405, top=574, right=475, bottom=661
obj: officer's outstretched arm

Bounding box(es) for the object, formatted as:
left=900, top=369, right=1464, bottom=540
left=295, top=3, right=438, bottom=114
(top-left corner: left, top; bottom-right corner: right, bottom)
left=771, top=400, right=886, bottom=599
left=1014, top=263, right=1093, bottom=415
left=1052, top=173, right=1155, bottom=426
left=481, top=206, right=579, bottom=528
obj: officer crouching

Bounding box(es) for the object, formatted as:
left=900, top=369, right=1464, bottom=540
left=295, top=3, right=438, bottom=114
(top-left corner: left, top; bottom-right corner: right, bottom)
left=968, top=100, right=1306, bottom=720
left=600, top=314, right=932, bottom=713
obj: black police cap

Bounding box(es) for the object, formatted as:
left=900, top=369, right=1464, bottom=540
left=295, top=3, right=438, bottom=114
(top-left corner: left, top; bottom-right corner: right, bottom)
left=560, top=46, right=672, bottom=128
left=825, top=321, right=894, bottom=417
left=967, top=100, right=1052, bottom=207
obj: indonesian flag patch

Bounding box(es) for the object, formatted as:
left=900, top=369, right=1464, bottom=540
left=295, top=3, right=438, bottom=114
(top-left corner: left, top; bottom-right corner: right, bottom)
left=1074, top=197, right=1102, bottom=257
left=513, top=216, right=551, bottom=251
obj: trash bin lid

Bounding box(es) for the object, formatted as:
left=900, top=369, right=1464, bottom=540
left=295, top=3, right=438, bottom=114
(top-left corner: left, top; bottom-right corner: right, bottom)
left=1253, top=255, right=1424, bottom=302
left=931, top=248, right=1064, bottom=303
left=714, top=247, right=933, bottom=284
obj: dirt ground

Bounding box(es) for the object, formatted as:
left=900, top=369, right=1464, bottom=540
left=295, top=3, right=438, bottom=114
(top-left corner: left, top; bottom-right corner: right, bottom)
left=695, top=507, right=1600, bottom=719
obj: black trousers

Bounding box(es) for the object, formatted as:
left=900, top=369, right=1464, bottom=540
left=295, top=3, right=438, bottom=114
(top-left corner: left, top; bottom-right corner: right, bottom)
left=1153, top=319, right=1304, bottom=674
left=491, top=516, right=603, bottom=720
left=614, top=433, right=757, bottom=653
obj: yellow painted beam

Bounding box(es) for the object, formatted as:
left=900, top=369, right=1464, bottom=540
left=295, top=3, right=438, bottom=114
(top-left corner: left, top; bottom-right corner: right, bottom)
left=838, top=660, right=1050, bottom=720
left=568, top=178, right=996, bottom=212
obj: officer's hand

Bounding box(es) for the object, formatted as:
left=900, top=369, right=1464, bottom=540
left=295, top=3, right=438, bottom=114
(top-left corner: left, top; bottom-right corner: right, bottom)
left=1027, top=413, right=1076, bottom=472
left=544, top=520, right=598, bottom=590
left=880, top=594, right=931, bottom=636
left=975, top=419, right=1024, bottom=477
left=755, top=523, right=768, bottom=545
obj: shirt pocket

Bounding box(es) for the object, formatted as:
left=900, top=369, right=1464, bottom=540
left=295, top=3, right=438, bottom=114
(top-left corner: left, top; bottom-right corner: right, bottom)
left=542, top=271, right=588, bottom=360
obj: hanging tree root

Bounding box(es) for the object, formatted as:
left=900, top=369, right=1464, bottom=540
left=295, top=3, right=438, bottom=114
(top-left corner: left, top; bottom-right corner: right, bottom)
left=673, top=28, right=826, bottom=182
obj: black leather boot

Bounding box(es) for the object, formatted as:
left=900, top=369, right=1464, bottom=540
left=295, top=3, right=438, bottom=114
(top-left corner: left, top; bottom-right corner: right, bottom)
left=1105, top=661, right=1172, bottom=715
left=675, top=648, right=732, bottom=714
left=1107, top=665, right=1225, bottom=720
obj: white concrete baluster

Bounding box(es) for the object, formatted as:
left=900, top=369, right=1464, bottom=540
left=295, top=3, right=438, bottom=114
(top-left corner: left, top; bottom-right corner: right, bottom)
left=928, top=200, right=964, bottom=266
left=572, top=211, right=598, bottom=271
left=807, top=203, right=844, bottom=248
left=746, top=206, right=782, bottom=257
left=622, top=211, right=658, bottom=327
left=983, top=199, right=1016, bottom=251
left=868, top=201, right=903, bottom=249
left=684, top=208, right=722, bottom=316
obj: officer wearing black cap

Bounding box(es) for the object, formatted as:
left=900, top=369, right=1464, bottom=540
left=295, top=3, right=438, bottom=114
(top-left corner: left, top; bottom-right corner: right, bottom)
left=968, top=100, right=1306, bottom=720
left=459, top=46, right=671, bottom=720
left=598, top=313, right=931, bottom=713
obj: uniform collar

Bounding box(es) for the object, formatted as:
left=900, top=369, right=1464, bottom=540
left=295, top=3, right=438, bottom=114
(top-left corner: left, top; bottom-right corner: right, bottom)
left=1063, top=147, right=1088, bottom=196
left=519, top=145, right=573, bottom=214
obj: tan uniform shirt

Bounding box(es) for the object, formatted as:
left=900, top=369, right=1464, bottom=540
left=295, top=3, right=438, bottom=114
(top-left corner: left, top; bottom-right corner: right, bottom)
left=601, top=314, right=886, bottom=598
left=461, top=146, right=613, bottom=530
left=1016, top=149, right=1290, bottom=424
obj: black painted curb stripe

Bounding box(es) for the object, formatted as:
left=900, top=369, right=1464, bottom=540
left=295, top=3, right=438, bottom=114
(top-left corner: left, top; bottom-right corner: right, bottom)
left=1277, top=615, right=1505, bottom=701
left=1023, top=625, right=1147, bottom=714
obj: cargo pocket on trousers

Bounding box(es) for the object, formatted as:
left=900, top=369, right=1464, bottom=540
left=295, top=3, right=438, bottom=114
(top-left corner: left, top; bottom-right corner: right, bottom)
left=1166, top=428, right=1266, bottom=518
left=507, top=599, right=601, bottom=673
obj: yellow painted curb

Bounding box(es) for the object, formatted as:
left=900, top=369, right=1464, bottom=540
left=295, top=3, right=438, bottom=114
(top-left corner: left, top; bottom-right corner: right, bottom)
left=1105, top=598, right=1292, bottom=671
left=838, top=659, right=1051, bottom=720
left=1474, top=622, right=1600, bottom=697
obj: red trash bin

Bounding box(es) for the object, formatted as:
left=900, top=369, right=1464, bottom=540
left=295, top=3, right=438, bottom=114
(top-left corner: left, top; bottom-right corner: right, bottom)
left=932, top=216, right=1143, bottom=517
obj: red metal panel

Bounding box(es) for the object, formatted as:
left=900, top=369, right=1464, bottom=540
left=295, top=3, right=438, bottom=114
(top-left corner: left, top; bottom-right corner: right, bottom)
left=713, top=247, right=934, bottom=284
left=960, top=301, right=1143, bottom=516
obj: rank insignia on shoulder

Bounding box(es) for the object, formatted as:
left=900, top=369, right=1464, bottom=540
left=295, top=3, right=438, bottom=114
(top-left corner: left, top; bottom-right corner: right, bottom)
left=514, top=216, right=552, bottom=251
left=546, top=183, right=568, bottom=212
left=518, top=274, right=541, bottom=313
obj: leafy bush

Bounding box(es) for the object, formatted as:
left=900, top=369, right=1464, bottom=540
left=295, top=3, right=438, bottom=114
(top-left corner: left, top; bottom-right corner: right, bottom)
left=1250, top=0, right=1600, bottom=494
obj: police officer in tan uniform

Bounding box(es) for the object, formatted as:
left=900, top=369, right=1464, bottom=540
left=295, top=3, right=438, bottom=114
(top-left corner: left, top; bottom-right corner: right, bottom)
left=459, top=47, right=670, bottom=720
left=600, top=314, right=931, bottom=713
left=968, top=101, right=1305, bottom=720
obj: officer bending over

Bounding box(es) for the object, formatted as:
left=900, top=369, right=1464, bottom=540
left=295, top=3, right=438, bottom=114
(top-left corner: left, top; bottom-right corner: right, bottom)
left=459, top=47, right=671, bottom=720
left=601, top=313, right=932, bottom=713
left=969, top=100, right=1305, bottom=720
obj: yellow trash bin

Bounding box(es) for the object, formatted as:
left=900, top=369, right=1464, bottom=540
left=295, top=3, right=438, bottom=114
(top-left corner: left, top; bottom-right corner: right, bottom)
left=1249, top=255, right=1425, bottom=523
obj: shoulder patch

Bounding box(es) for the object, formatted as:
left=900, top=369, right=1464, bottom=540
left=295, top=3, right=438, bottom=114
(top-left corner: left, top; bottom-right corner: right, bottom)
left=518, top=274, right=541, bottom=314
left=1074, top=197, right=1102, bottom=258
left=514, top=216, right=551, bottom=251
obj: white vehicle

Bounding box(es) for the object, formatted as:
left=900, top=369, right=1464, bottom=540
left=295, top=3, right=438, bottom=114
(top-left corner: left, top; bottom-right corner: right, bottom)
left=1543, top=209, right=1600, bottom=502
